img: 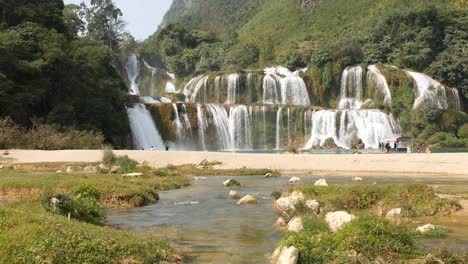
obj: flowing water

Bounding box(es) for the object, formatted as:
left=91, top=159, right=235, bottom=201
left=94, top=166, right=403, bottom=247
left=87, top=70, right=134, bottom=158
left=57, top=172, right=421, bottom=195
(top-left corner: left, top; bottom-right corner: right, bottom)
left=339, top=66, right=363, bottom=110
left=126, top=55, right=140, bottom=95
left=107, top=175, right=468, bottom=263
left=127, top=104, right=165, bottom=150
left=405, top=71, right=448, bottom=109
left=367, top=65, right=392, bottom=104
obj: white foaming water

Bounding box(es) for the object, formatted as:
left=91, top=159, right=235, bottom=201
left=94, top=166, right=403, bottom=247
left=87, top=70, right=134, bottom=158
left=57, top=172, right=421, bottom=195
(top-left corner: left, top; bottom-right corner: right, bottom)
left=226, top=74, right=239, bottom=104
left=339, top=66, right=363, bottom=109
left=144, top=61, right=157, bottom=97
left=405, top=71, right=448, bottom=109
left=127, top=104, right=164, bottom=150
left=214, top=76, right=221, bottom=103
left=165, top=82, right=176, bottom=93
left=183, top=76, right=204, bottom=100
left=229, top=105, right=252, bottom=150
left=263, top=74, right=280, bottom=104
left=275, top=107, right=283, bottom=150
left=190, top=76, right=209, bottom=103
left=287, top=108, right=292, bottom=145
left=181, top=104, right=193, bottom=139
left=206, top=104, right=232, bottom=150
left=126, top=55, right=140, bottom=95
left=197, top=104, right=207, bottom=151
left=172, top=104, right=184, bottom=140
left=367, top=65, right=392, bottom=104
left=451, top=88, right=461, bottom=112
left=280, top=76, right=310, bottom=106
left=304, top=110, right=338, bottom=149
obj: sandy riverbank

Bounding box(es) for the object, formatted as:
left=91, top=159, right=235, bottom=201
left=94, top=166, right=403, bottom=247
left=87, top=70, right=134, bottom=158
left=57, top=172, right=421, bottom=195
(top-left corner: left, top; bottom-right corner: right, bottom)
left=3, top=150, right=468, bottom=176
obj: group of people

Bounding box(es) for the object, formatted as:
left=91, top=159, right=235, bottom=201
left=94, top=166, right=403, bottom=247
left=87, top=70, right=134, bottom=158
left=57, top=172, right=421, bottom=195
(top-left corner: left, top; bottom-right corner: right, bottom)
left=379, top=141, right=398, bottom=153
left=141, top=146, right=171, bottom=151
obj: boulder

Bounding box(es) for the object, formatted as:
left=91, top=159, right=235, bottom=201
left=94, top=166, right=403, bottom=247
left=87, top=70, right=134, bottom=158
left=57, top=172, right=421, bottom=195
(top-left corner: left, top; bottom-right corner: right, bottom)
left=352, top=177, right=363, bottom=182
left=287, top=217, right=303, bottom=232
left=385, top=208, right=402, bottom=219
left=223, top=179, right=241, bottom=187
left=288, top=177, right=301, bottom=183
left=264, top=172, right=273, bottom=178
left=416, top=224, right=436, bottom=234
left=66, top=166, right=73, bottom=173
left=194, top=176, right=207, bottom=181
left=56, top=170, right=63, bottom=173
left=110, top=166, right=121, bottom=173
left=314, top=179, right=328, bottom=186
left=0, top=165, right=4, bottom=170
left=83, top=166, right=97, bottom=174
left=273, top=191, right=305, bottom=213
left=276, top=217, right=287, bottom=226
left=325, top=211, right=356, bottom=232
left=123, top=173, right=143, bottom=178
left=98, top=164, right=108, bottom=170
left=229, top=190, right=240, bottom=198
left=305, top=199, right=320, bottom=214
left=237, top=195, right=257, bottom=205
left=272, top=246, right=299, bottom=264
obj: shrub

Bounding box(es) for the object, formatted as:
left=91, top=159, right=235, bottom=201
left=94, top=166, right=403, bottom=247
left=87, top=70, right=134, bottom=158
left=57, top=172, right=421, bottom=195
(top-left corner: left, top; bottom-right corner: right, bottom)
left=43, top=185, right=104, bottom=225
left=102, top=148, right=116, bottom=165
left=426, top=132, right=449, bottom=145
left=458, top=124, right=468, bottom=139
left=444, top=135, right=465, bottom=147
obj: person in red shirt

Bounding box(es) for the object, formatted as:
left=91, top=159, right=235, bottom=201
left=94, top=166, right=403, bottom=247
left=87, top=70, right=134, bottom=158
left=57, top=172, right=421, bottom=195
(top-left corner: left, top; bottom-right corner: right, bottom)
left=416, top=143, right=421, bottom=153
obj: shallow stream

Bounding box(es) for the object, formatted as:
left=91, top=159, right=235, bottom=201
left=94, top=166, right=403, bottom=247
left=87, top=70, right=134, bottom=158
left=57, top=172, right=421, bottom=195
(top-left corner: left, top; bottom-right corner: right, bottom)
left=107, top=175, right=468, bottom=263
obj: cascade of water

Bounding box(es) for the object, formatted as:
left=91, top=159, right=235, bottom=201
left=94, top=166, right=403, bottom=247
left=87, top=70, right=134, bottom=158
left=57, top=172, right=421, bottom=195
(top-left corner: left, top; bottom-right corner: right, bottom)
left=339, top=66, right=363, bottom=109
left=303, top=110, right=313, bottom=141
left=206, top=104, right=232, bottom=150
left=451, top=88, right=461, bottom=112
left=143, top=61, right=157, bottom=97
left=229, top=105, right=252, bottom=150
left=214, top=76, right=221, bottom=103
left=181, top=104, right=192, bottom=138
left=405, top=71, right=448, bottom=109
left=165, top=72, right=177, bottom=93
left=190, top=76, right=209, bottom=103
left=280, top=76, right=311, bottom=106
left=287, top=108, right=292, bottom=145
left=127, top=104, right=164, bottom=150
left=126, top=55, right=140, bottom=95
left=172, top=104, right=184, bottom=140
left=183, top=76, right=203, bottom=99
left=367, top=65, right=392, bottom=104
left=197, top=104, right=207, bottom=151
left=262, top=106, right=267, bottom=149
left=275, top=107, right=283, bottom=150
left=263, top=74, right=281, bottom=104
left=226, top=74, right=239, bottom=104
left=304, top=110, right=338, bottom=149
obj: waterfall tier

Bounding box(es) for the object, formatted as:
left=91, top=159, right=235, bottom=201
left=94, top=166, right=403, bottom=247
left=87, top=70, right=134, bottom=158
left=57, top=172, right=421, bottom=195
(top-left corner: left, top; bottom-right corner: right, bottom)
left=127, top=104, right=165, bottom=150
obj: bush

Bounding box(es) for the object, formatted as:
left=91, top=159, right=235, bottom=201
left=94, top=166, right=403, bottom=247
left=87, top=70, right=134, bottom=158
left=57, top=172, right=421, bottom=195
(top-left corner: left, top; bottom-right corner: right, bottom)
left=458, top=124, right=468, bottom=139
left=101, top=148, right=116, bottom=165
left=43, top=185, right=104, bottom=225
left=426, top=132, right=449, bottom=145
left=444, top=135, right=465, bottom=147
left=101, top=149, right=138, bottom=173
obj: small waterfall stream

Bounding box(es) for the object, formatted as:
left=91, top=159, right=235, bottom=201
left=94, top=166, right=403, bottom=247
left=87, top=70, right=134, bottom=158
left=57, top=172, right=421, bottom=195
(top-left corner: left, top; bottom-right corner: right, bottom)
left=367, top=65, right=392, bottom=104
left=406, top=71, right=448, bottom=109
left=339, top=66, right=363, bottom=109
left=126, top=55, right=140, bottom=95
left=127, top=104, right=164, bottom=150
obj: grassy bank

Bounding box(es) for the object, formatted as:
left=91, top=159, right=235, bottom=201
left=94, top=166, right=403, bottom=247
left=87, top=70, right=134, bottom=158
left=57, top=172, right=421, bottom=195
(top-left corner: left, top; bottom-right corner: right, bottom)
left=276, top=184, right=466, bottom=263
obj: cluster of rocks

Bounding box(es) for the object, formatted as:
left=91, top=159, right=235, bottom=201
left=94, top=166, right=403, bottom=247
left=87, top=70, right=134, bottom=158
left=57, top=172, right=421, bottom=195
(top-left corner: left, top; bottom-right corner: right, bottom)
left=56, top=164, right=122, bottom=174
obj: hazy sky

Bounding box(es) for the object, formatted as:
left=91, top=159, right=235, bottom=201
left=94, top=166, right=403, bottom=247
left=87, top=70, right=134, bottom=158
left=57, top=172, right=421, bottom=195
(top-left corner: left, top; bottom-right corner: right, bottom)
left=64, top=0, right=173, bottom=40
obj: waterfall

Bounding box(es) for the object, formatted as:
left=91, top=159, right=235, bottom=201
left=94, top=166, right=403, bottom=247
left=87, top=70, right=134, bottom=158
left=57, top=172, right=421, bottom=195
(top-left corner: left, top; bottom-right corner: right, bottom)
left=226, top=74, right=239, bottom=104
left=183, top=76, right=203, bottom=99
left=126, top=55, right=140, bottom=95
left=304, top=110, right=338, bottom=149
left=263, top=74, right=280, bottom=104
left=287, top=108, right=292, bottom=145
left=172, top=104, right=184, bottom=139
left=367, top=65, right=391, bottom=104
left=127, top=104, right=164, bottom=150
left=262, top=106, right=267, bottom=149
left=214, top=76, right=221, bottom=103
left=275, top=107, right=283, bottom=150
left=339, top=66, right=363, bottom=109
left=190, top=76, right=209, bottom=103
left=144, top=61, right=157, bottom=97
left=206, top=104, right=232, bottom=150
left=197, top=104, right=207, bottom=151
left=451, top=88, right=461, bottom=112
left=280, top=76, right=310, bottom=106
left=181, top=104, right=193, bottom=138
left=304, top=110, right=314, bottom=141
left=165, top=72, right=176, bottom=93
left=405, top=71, right=448, bottom=109
left=229, top=105, right=252, bottom=150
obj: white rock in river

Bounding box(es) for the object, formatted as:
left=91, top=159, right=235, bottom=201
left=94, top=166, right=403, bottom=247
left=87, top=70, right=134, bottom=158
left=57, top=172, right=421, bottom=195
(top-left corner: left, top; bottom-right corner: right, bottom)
left=352, top=177, right=363, bottom=182
left=83, top=166, right=97, bottom=174
left=385, top=208, right=402, bottom=219
left=325, top=211, right=356, bottom=232
left=123, top=172, right=143, bottom=178
left=305, top=199, right=320, bottom=214
left=272, top=246, right=299, bottom=264
left=264, top=172, right=273, bottom=178
left=66, top=166, right=73, bottom=173
left=416, top=224, right=436, bottom=233
left=229, top=190, right=240, bottom=198
left=223, top=178, right=240, bottom=187
left=287, top=217, right=303, bottom=232
left=237, top=195, right=257, bottom=205
left=288, top=177, right=301, bottom=183
left=274, top=191, right=305, bottom=213
left=314, top=178, right=328, bottom=186
left=276, top=217, right=287, bottom=226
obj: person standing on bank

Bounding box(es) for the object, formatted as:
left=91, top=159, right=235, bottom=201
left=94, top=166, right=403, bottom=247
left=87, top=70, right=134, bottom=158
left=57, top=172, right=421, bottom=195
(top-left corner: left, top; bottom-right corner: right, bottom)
left=416, top=143, right=421, bottom=153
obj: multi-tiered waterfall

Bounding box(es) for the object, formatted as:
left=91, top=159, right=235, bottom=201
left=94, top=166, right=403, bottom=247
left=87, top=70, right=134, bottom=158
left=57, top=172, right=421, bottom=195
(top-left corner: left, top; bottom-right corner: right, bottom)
left=125, top=56, right=462, bottom=151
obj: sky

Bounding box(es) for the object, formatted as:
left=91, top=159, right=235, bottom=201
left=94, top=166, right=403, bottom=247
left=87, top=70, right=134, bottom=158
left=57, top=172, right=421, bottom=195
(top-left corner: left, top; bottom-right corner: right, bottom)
left=64, top=0, right=173, bottom=40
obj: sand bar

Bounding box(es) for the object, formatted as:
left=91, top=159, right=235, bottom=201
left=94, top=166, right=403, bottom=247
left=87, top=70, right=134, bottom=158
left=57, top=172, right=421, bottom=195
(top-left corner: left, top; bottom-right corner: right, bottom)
left=3, top=150, right=468, bottom=177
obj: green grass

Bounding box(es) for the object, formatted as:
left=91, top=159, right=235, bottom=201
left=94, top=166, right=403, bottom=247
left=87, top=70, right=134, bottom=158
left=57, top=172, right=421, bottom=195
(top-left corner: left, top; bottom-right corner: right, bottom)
left=293, top=184, right=461, bottom=217
left=167, top=164, right=280, bottom=177
left=0, top=203, right=174, bottom=264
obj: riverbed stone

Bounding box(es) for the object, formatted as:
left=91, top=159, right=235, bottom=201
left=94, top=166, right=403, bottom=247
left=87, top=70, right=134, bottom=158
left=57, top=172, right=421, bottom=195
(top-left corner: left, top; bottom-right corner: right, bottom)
left=98, top=164, right=108, bottom=170
left=385, top=208, right=402, bottom=219
left=314, top=179, right=328, bottom=186
left=272, top=246, right=299, bottom=264
left=276, top=217, right=287, bottom=226
left=223, top=179, right=241, bottom=187
left=288, top=177, right=301, bottom=183
left=273, top=191, right=305, bottom=214
left=352, top=177, right=363, bottom=182
left=264, top=172, right=273, bottom=178
left=237, top=195, right=257, bottom=205
left=110, top=166, right=121, bottom=173
left=56, top=170, right=63, bottom=173
left=416, top=224, right=436, bottom=233
left=66, top=166, right=73, bottom=173
left=325, top=211, right=356, bottom=232
left=287, top=217, right=303, bottom=232
left=83, top=166, right=97, bottom=174
left=305, top=199, right=320, bottom=214
left=229, top=190, right=240, bottom=198
left=123, top=172, right=143, bottom=178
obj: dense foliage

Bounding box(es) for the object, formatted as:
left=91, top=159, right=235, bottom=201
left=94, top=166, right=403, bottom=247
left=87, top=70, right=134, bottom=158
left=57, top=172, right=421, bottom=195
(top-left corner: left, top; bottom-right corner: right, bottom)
left=0, top=0, right=130, bottom=147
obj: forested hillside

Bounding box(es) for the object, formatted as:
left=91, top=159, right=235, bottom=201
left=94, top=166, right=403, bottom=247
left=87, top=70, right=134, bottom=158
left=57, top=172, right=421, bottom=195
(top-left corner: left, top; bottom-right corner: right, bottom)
left=0, top=0, right=131, bottom=149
